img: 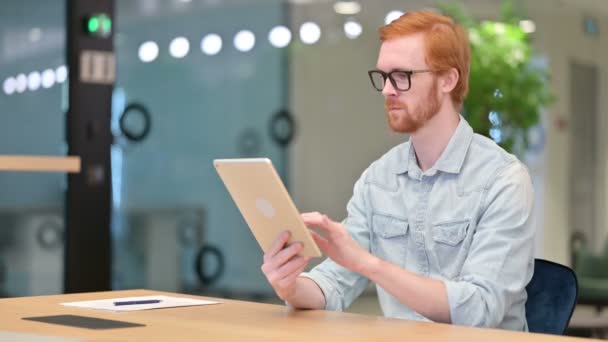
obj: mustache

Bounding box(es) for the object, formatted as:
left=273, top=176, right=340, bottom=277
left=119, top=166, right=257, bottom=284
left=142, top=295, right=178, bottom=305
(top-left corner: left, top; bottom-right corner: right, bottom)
left=384, top=99, right=407, bottom=110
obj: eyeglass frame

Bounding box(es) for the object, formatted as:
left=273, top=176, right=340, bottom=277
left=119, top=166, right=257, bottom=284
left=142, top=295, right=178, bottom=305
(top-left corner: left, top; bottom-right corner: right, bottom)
left=367, top=69, right=437, bottom=92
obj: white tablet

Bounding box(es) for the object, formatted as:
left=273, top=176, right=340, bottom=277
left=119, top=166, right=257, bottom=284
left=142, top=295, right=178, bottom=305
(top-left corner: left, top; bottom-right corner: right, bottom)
left=214, top=158, right=322, bottom=257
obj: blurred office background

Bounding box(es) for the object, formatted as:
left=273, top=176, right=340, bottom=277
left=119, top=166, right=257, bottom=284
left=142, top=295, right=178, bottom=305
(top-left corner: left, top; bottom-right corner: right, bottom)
left=1, top=0, right=607, bottom=338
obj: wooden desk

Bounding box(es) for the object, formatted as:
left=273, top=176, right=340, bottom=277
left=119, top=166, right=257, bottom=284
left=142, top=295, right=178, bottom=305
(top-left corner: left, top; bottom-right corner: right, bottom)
left=0, top=155, right=80, bottom=173
left=0, top=289, right=596, bottom=342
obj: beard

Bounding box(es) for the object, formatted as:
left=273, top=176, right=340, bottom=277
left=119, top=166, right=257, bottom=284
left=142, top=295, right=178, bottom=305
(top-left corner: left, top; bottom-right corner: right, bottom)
left=384, top=79, right=441, bottom=134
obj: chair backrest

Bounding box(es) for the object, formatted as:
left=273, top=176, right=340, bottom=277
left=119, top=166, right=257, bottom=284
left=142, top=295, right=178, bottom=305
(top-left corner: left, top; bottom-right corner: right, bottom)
left=525, top=259, right=578, bottom=335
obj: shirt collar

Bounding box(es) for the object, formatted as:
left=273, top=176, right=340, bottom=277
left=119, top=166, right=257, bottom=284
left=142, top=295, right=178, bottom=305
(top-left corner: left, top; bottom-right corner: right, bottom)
left=394, top=115, right=474, bottom=175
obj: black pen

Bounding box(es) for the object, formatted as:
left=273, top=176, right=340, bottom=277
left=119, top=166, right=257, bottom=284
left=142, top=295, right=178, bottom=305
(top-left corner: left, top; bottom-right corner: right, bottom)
left=113, top=299, right=162, bottom=306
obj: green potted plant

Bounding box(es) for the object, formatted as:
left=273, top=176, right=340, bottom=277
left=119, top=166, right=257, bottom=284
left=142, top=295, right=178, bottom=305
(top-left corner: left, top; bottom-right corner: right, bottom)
left=440, top=1, right=554, bottom=154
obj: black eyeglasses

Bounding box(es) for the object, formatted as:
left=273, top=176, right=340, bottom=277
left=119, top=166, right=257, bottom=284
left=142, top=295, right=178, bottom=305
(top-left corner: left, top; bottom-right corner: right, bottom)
left=367, top=69, right=435, bottom=92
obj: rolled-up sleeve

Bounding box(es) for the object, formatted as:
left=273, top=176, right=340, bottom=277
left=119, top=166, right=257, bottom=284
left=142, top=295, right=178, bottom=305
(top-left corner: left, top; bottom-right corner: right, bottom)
left=300, top=170, right=372, bottom=311
left=444, top=162, right=535, bottom=328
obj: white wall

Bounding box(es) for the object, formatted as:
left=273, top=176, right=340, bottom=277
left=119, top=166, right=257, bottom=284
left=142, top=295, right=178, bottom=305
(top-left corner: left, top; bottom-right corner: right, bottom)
left=289, top=1, right=407, bottom=219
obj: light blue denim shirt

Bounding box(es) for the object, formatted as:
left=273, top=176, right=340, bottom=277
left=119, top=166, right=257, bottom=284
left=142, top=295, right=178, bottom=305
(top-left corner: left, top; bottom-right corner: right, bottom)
left=301, top=116, right=535, bottom=331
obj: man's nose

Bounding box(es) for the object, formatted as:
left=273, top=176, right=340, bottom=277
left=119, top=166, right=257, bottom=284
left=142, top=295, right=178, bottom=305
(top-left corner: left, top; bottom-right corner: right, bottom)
left=382, top=78, right=397, bottom=97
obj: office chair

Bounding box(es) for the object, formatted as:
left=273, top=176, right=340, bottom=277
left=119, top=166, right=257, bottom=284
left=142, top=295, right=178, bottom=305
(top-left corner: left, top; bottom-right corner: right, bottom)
left=525, top=259, right=578, bottom=335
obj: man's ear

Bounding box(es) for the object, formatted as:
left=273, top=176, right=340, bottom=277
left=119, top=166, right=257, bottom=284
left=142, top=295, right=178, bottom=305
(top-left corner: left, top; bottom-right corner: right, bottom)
left=440, top=68, right=459, bottom=93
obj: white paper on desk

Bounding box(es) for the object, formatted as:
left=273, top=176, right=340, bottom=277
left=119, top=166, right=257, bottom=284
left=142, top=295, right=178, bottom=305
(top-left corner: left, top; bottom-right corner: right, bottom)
left=61, top=295, right=220, bottom=312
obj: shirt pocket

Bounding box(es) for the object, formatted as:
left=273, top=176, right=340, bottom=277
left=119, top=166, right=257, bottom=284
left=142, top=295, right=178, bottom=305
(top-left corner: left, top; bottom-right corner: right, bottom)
left=371, top=213, right=408, bottom=267
left=431, top=219, right=470, bottom=278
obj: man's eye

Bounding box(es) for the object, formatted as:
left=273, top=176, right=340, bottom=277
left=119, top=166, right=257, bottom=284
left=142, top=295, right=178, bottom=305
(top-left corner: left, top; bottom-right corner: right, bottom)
left=392, top=72, right=408, bottom=81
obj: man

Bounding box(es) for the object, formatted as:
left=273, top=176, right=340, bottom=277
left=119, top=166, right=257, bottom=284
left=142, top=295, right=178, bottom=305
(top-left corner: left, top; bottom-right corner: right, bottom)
left=260, top=10, right=534, bottom=330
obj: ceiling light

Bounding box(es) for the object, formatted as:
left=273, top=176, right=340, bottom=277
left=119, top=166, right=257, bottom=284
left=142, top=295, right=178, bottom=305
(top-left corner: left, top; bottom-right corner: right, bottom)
left=234, top=30, right=256, bottom=52
left=333, top=1, right=361, bottom=15
left=169, top=37, right=190, bottom=58
left=138, top=41, right=159, bottom=62
left=385, top=10, right=404, bottom=25
left=269, top=26, right=291, bottom=48
left=300, top=22, right=321, bottom=45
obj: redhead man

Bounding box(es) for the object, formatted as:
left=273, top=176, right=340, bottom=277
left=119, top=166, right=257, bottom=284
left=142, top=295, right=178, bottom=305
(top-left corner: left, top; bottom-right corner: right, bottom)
left=261, top=10, right=534, bottom=331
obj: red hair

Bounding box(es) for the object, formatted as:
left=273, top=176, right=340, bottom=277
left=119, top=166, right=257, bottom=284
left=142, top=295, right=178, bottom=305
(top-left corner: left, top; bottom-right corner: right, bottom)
left=380, top=10, right=470, bottom=106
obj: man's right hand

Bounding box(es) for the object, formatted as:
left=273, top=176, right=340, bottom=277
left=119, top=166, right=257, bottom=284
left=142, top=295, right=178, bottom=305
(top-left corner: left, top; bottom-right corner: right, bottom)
left=261, top=231, right=311, bottom=301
